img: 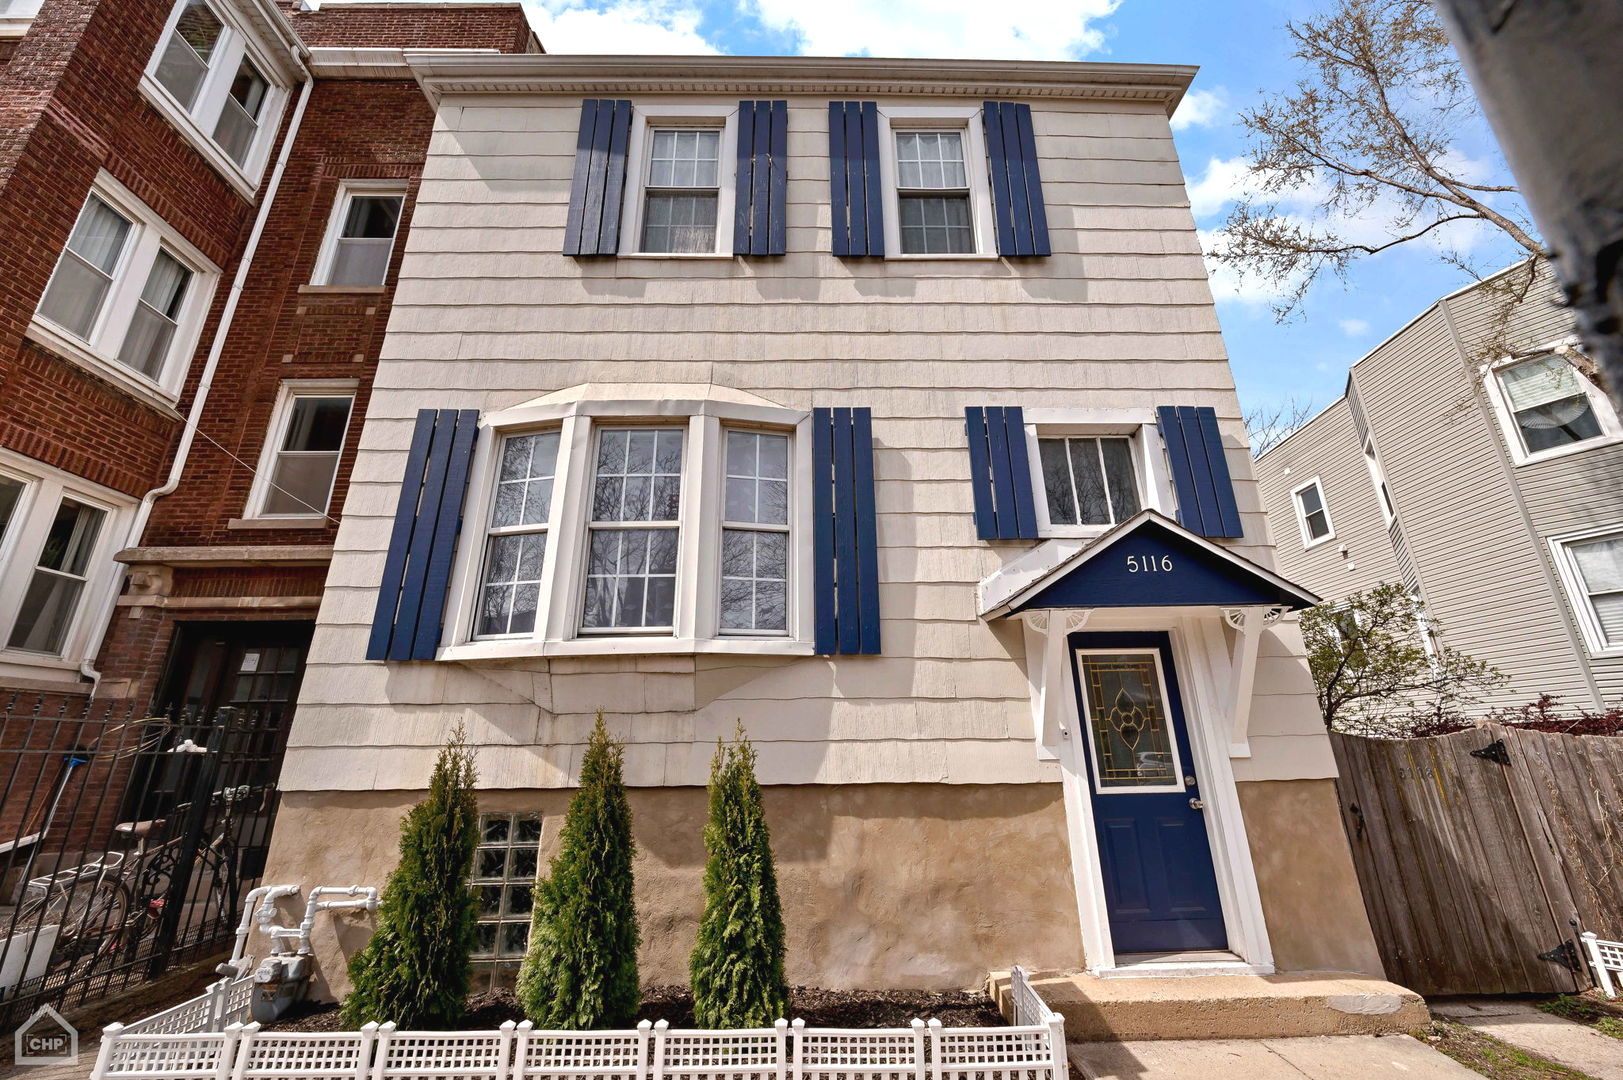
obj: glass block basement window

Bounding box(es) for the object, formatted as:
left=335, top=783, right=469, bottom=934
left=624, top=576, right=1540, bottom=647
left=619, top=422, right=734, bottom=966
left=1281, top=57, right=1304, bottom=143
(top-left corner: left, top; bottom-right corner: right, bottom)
left=470, top=811, right=541, bottom=987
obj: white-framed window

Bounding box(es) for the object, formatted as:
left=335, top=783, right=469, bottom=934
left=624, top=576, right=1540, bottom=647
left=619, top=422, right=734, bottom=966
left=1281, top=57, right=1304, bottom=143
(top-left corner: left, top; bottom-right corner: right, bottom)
left=0, top=453, right=132, bottom=674
left=244, top=381, right=355, bottom=520
left=1551, top=527, right=1623, bottom=655
left=31, top=175, right=218, bottom=403
left=620, top=104, right=738, bottom=257
left=311, top=182, right=406, bottom=287
left=142, top=0, right=289, bottom=192
left=1019, top=409, right=1172, bottom=538
left=1485, top=349, right=1621, bottom=464
left=875, top=105, right=997, bottom=258
left=442, top=391, right=814, bottom=660
left=1363, top=437, right=1394, bottom=524
left=1291, top=477, right=1333, bottom=548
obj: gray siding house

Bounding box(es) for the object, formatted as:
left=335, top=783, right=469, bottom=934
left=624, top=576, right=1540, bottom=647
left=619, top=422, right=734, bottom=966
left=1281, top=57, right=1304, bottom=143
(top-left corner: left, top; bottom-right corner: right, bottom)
left=1256, top=264, right=1623, bottom=712
left=261, top=52, right=1386, bottom=999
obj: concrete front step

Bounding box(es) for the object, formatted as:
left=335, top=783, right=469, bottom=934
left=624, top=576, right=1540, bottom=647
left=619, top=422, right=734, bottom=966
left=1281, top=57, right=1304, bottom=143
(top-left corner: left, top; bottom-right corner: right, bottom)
left=991, top=970, right=1428, bottom=1042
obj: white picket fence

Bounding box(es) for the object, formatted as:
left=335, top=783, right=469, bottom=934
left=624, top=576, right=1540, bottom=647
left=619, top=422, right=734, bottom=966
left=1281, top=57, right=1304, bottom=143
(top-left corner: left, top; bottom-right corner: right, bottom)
left=1584, top=932, right=1623, bottom=998
left=91, top=968, right=1065, bottom=1080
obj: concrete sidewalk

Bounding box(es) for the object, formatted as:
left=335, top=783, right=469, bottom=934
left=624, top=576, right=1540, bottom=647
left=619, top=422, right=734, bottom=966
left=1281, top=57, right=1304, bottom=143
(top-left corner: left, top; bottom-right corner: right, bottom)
left=1434, top=997, right=1623, bottom=1080
left=1071, top=1034, right=1482, bottom=1080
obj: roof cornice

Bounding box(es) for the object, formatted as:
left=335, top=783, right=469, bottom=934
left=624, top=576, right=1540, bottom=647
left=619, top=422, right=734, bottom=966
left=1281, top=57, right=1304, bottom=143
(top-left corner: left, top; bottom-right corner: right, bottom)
left=402, top=52, right=1195, bottom=114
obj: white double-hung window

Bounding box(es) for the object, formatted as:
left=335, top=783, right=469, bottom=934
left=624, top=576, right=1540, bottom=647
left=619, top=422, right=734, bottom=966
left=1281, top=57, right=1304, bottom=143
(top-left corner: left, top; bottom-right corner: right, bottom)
left=621, top=105, right=738, bottom=257
left=145, top=0, right=289, bottom=190
left=0, top=454, right=131, bottom=678
left=1552, top=528, right=1623, bottom=654
left=875, top=105, right=997, bottom=258
left=244, top=382, right=355, bottom=520
left=312, top=183, right=406, bottom=287
left=443, top=391, right=813, bottom=659
left=1488, top=351, right=1620, bottom=463
left=32, top=177, right=217, bottom=401
left=1291, top=477, right=1334, bottom=547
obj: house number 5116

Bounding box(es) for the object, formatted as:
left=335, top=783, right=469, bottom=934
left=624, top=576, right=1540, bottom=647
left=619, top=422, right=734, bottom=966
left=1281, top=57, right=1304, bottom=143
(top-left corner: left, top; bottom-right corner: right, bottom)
left=1125, top=554, right=1174, bottom=573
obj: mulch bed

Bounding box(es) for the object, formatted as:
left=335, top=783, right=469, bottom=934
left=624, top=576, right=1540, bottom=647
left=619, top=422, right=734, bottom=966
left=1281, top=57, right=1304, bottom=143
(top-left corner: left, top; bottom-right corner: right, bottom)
left=270, top=985, right=1005, bottom=1032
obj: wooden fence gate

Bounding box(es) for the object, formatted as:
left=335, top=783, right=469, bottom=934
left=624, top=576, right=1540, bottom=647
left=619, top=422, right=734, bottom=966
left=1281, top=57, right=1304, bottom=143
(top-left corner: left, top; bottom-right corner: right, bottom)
left=1331, top=724, right=1623, bottom=996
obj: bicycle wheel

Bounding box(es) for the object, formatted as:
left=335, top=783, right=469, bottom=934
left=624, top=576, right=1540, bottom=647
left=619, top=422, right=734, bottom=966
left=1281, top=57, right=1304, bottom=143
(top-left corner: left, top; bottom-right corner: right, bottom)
left=16, top=877, right=130, bottom=973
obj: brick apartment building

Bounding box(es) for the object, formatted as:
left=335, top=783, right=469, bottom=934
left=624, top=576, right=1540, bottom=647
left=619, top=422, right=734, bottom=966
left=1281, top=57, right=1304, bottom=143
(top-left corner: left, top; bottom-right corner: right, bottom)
left=0, top=0, right=536, bottom=723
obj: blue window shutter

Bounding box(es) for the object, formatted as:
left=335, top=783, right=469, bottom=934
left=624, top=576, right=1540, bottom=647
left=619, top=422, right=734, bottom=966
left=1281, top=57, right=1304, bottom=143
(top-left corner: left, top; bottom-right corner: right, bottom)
left=827, top=101, right=884, bottom=257
left=367, top=409, right=481, bottom=661
left=964, top=406, right=1039, bottom=540
left=1157, top=405, right=1243, bottom=539
left=734, top=101, right=788, bottom=256
left=563, top=99, right=632, bottom=257
left=812, top=407, right=882, bottom=655
left=982, top=101, right=1050, bottom=257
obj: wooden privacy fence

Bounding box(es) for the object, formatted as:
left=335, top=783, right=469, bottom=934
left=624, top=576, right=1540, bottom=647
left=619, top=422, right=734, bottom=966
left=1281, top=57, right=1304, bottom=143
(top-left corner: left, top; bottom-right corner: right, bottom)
left=1331, top=724, right=1623, bottom=996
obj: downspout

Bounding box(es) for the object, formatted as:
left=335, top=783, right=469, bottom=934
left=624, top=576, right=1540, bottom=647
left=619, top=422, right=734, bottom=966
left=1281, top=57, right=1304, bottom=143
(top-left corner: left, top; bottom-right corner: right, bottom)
left=78, top=73, right=316, bottom=693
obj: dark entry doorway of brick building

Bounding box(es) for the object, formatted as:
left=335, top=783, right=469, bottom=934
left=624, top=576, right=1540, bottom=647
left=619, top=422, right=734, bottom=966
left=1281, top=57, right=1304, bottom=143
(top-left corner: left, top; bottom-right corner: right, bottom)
left=155, top=620, right=314, bottom=722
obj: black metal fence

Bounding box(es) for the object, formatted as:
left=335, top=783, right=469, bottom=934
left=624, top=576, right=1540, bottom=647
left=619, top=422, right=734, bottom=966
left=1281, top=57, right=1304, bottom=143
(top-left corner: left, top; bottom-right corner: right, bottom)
left=0, top=695, right=288, bottom=1034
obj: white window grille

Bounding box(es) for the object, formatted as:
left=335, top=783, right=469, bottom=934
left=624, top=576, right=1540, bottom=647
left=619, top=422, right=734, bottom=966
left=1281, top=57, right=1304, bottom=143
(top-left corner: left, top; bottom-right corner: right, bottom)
left=721, top=430, right=790, bottom=635
left=583, top=428, right=685, bottom=632
left=895, top=131, right=973, bottom=255
left=478, top=432, right=559, bottom=638
left=642, top=129, right=722, bottom=254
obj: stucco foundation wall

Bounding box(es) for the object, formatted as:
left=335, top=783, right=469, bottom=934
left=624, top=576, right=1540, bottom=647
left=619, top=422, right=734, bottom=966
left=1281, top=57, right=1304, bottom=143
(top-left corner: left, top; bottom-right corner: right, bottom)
left=262, top=781, right=1084, bottom=999
left=1237, top=778, right=1383, bottom=976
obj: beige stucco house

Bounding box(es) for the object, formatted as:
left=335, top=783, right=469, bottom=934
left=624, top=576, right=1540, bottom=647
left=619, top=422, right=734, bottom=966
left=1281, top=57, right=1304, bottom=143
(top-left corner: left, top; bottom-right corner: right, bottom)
left=1256, top=265, right=1623, bottom=712
left=262, top=52, right=1383, bottom=1000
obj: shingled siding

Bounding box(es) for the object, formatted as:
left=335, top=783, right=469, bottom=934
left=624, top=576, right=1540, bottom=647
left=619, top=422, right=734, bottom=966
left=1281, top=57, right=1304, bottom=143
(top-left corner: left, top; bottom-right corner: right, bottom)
left=282, top=93, right=1330, bottom=793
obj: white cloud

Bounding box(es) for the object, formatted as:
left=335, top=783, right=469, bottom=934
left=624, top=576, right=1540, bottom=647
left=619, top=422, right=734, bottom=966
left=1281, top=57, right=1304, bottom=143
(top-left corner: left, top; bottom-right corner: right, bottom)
left=1186, top=156, right=1251, bottom=221
left=1170, top=87, right=1227, bottom=132
left=523, top=0, right=718, bottom=53
left=1337, top=318, right=1370, bottom=337
left=743, top=0, right=1120, bottom=60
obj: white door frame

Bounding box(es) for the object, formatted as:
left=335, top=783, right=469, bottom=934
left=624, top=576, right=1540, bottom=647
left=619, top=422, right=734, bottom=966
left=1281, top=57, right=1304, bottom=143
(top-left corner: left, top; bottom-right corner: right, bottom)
left=1022, top=605, right=1276, bottom=977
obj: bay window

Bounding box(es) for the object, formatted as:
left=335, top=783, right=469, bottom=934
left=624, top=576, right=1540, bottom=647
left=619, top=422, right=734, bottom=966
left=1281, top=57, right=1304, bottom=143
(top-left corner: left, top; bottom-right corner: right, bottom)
left=447, top=394, right=812, bottom=657
left=31, top=178, right=217, bottom=401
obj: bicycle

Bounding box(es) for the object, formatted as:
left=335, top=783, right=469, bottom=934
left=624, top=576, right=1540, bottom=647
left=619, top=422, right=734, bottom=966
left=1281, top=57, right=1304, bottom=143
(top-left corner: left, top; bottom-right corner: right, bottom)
left=10, top=753, right=264, bottom=979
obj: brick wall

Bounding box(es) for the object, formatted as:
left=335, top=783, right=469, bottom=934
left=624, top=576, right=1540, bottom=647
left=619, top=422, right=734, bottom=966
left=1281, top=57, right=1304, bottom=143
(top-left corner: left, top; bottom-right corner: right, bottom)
left=282, top=2, right=536, bottom=52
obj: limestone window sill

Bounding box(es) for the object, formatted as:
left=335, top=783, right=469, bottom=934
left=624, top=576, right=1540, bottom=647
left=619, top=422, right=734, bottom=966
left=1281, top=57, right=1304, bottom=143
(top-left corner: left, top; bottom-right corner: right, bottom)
left=297, top=284, right=388, bottom=295
left=228, top=516, right=331, bottom=530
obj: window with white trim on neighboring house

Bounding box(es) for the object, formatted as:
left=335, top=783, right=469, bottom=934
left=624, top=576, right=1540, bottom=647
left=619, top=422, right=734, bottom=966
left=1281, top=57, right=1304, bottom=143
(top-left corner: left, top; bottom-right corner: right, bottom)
left=145, top=0, right=286, bottom=187
left=1555, top=530, right=1623, bottom=652
left=1364, top=437, right=1395, bottom=524
left=0, top=457, right=130, bottom=670
left=32, top=179, right=217, bottom=400
left=1292, top=478, right=1333, bottom=546
left=454, top=402, right=807, bottom=654
left=313, top=184, right=405, bottom=287
left=1491, top=352, right=1618, bottom=461
left=246, top=384, right=354, bottom=519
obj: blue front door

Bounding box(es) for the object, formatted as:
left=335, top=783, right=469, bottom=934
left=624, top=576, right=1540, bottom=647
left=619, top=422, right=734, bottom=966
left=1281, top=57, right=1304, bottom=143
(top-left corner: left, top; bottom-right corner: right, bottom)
left=1070, top=632, right=1227, bottom=953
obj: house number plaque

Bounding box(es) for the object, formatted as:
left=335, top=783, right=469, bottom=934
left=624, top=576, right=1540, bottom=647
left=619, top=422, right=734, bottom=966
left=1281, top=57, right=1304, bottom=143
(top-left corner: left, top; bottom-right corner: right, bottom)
left=1124, top=554, right=1174, bottom=573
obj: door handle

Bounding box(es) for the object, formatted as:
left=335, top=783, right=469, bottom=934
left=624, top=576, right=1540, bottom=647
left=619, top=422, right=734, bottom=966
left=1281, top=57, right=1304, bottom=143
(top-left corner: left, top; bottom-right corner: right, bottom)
left=1188, top=797, right=1205, bottom=810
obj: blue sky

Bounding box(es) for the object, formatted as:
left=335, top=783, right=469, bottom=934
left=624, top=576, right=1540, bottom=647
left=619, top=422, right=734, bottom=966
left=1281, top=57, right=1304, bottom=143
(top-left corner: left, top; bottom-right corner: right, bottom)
left=514, top=0, right=1530, bottom=418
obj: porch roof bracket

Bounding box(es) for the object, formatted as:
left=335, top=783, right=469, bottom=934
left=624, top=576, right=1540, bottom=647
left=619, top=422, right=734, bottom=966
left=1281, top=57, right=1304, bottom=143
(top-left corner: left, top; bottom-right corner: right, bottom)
left=1019, top=608, right=1093, bottom=760
left=1220, top=605, right=1286, bottom=758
